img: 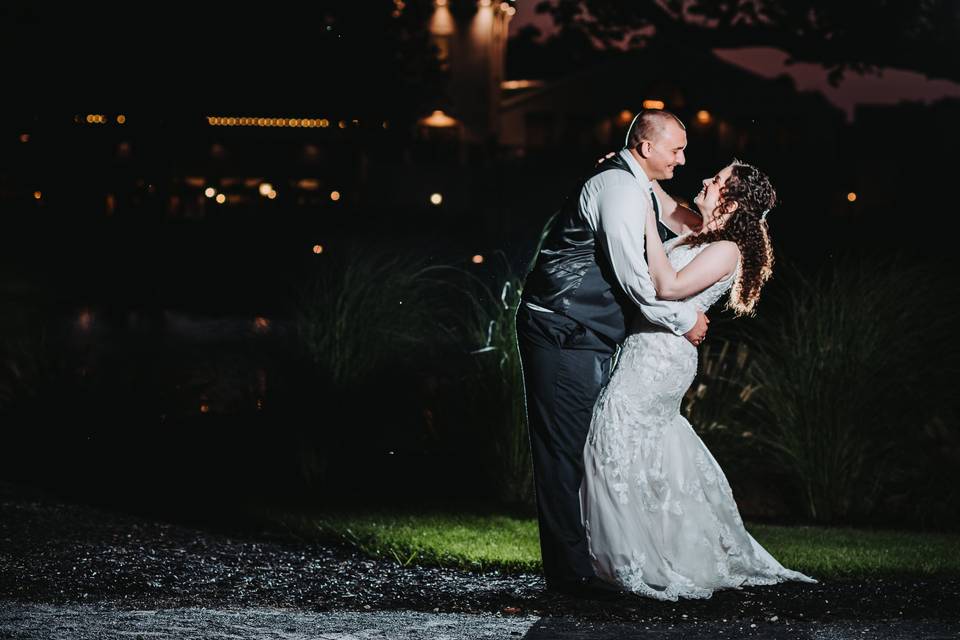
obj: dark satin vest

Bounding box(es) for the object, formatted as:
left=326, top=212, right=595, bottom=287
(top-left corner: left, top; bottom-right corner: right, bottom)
left=522, top=154, right=676, bottom=347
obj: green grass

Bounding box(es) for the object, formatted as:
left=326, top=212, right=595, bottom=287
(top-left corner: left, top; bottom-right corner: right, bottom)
left=274, top=512, right=543, bottom=573
left=748, top=524, right=960, bottom=578
left=267, top=511, right=960, bottom=579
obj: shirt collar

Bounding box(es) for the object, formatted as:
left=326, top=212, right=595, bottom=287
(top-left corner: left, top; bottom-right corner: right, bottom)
left=619, top=148, right=653, bottom=191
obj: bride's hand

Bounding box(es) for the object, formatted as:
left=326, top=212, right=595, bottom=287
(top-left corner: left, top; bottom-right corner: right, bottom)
left=595, top=151, right=617, bottom=167
left=684, top=311, right=709, bottom=346
left=645, top=205, right=659, bottom=233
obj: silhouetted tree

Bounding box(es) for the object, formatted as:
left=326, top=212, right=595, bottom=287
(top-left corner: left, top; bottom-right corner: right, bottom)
left=535, top=0, right=960, bottom=84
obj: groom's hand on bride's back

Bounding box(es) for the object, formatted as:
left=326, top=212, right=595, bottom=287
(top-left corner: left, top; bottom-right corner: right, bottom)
left=684, top=311, right=709, bottom=346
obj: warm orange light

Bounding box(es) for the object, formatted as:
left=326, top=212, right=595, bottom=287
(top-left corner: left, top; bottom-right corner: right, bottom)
left=204, top=187, right=216, bottom=198
left=19, top=133, right=30, bottom=143
left=116, top=114, right=126, bottom=124
left=253, top=316, right=270, bottom=332
left=338, top=120, right=347, bottom=129
left=419, top=110, right=458, bottom=128
left=319, top=119, right=330, bottom=128
left=77, top=309, right=93, bottom=332
left=430, top=193, right=443, bottom=205
left=501, top=80, right=545, bottom=90
left=267, top=190, right=277, bottom=200
left=259, top=182, right=274, bottom=197
left=696, top=110, right=712, bottom=124
left=33, top=190, right=42, bottom=200
left=642, top=100, right=665, bottom=110
left=847, top=192, right=857, bottom=202
left=215, top=193, right=227, bottom=204
left=472, top=254, right=484, bottom=264
left=200, top=403, right=210, bottom=414
left=330, top=190, right=341, bottom=201
left=313, top=244, right=324, bottom=254
left=618, top=109, right=633, bottom=125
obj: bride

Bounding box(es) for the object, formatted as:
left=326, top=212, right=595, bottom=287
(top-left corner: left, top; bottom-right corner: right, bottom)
left=580, top=160, right=817, bottom=601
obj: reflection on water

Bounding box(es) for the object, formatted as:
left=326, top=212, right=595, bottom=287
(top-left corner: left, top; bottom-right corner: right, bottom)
left=58, top=305, right=292, bottom=415
left=1, top=303, right=309, bottom=506
left=4, top=297, right=491, bottom=510
left=65, top=306, right=291, bottom=343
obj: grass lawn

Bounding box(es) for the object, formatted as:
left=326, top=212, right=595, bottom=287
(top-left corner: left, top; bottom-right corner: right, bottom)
left=267, top=511, right=960, bottom=579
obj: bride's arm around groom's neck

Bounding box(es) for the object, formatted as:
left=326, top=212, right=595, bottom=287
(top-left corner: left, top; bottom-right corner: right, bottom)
left=652, top=181, right=702, bottom=235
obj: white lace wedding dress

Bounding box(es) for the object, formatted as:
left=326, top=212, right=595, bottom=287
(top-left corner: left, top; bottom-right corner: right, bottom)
left=580, top=237, right=816, bottom=601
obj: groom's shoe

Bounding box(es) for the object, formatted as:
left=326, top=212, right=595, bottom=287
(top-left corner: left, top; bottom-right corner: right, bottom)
left=549, top=576, right=625, bottom=601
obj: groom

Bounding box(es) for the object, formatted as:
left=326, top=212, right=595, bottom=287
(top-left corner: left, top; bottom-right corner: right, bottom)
left=516, top=109, right=708, bottom=598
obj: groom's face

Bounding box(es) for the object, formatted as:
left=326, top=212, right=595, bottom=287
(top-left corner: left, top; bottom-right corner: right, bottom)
left=645, top=121, right=687, bottom=180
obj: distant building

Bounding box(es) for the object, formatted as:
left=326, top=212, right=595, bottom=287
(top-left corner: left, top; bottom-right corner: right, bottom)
left=424, top=0, right=515, bottom=145
left=418, top=1, right=844, bottom=163
left=497, top=43, right=846, bottom=157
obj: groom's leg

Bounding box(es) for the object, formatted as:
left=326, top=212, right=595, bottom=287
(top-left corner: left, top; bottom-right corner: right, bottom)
left=516, top=307, right=611, bottom=588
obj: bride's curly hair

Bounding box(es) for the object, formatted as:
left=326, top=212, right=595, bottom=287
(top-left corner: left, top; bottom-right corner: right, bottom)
left=680, top=159, right=777, bottom=316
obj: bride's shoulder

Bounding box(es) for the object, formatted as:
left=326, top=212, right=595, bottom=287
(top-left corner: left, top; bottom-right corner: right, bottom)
left=676, top=239, right=739, bottom=269
left=709, top=240, right=740, bottom=257
left=667, top=237, right=739, bottom=263
left=696, top=240, right=740, bottom=263
left=698, top=241, right=741, bottom=281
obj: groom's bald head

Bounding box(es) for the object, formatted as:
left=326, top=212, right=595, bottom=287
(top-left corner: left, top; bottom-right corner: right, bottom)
left=626, top=109, right=688, bottom=180
left=625, top=109, right=685, bottom=150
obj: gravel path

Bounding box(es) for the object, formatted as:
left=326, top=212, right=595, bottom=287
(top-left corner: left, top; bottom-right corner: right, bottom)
left=4, top=603, right=960, bottom=639
left=2, top=480, right=959, bottom=638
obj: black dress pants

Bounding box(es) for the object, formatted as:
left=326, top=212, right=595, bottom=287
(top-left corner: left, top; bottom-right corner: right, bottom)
left=515, top=305, right=615, bottom=587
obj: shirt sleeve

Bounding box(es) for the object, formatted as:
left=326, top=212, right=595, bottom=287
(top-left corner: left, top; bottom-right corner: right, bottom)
left=594, top=184, right=698, bottom=335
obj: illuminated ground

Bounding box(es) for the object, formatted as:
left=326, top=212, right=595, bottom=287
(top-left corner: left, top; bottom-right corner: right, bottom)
left=2, top=481, right=958, bottom=639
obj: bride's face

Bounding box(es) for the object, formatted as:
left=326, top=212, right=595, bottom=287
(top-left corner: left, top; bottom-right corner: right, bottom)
left=693, top=164, right=735, bottom=227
